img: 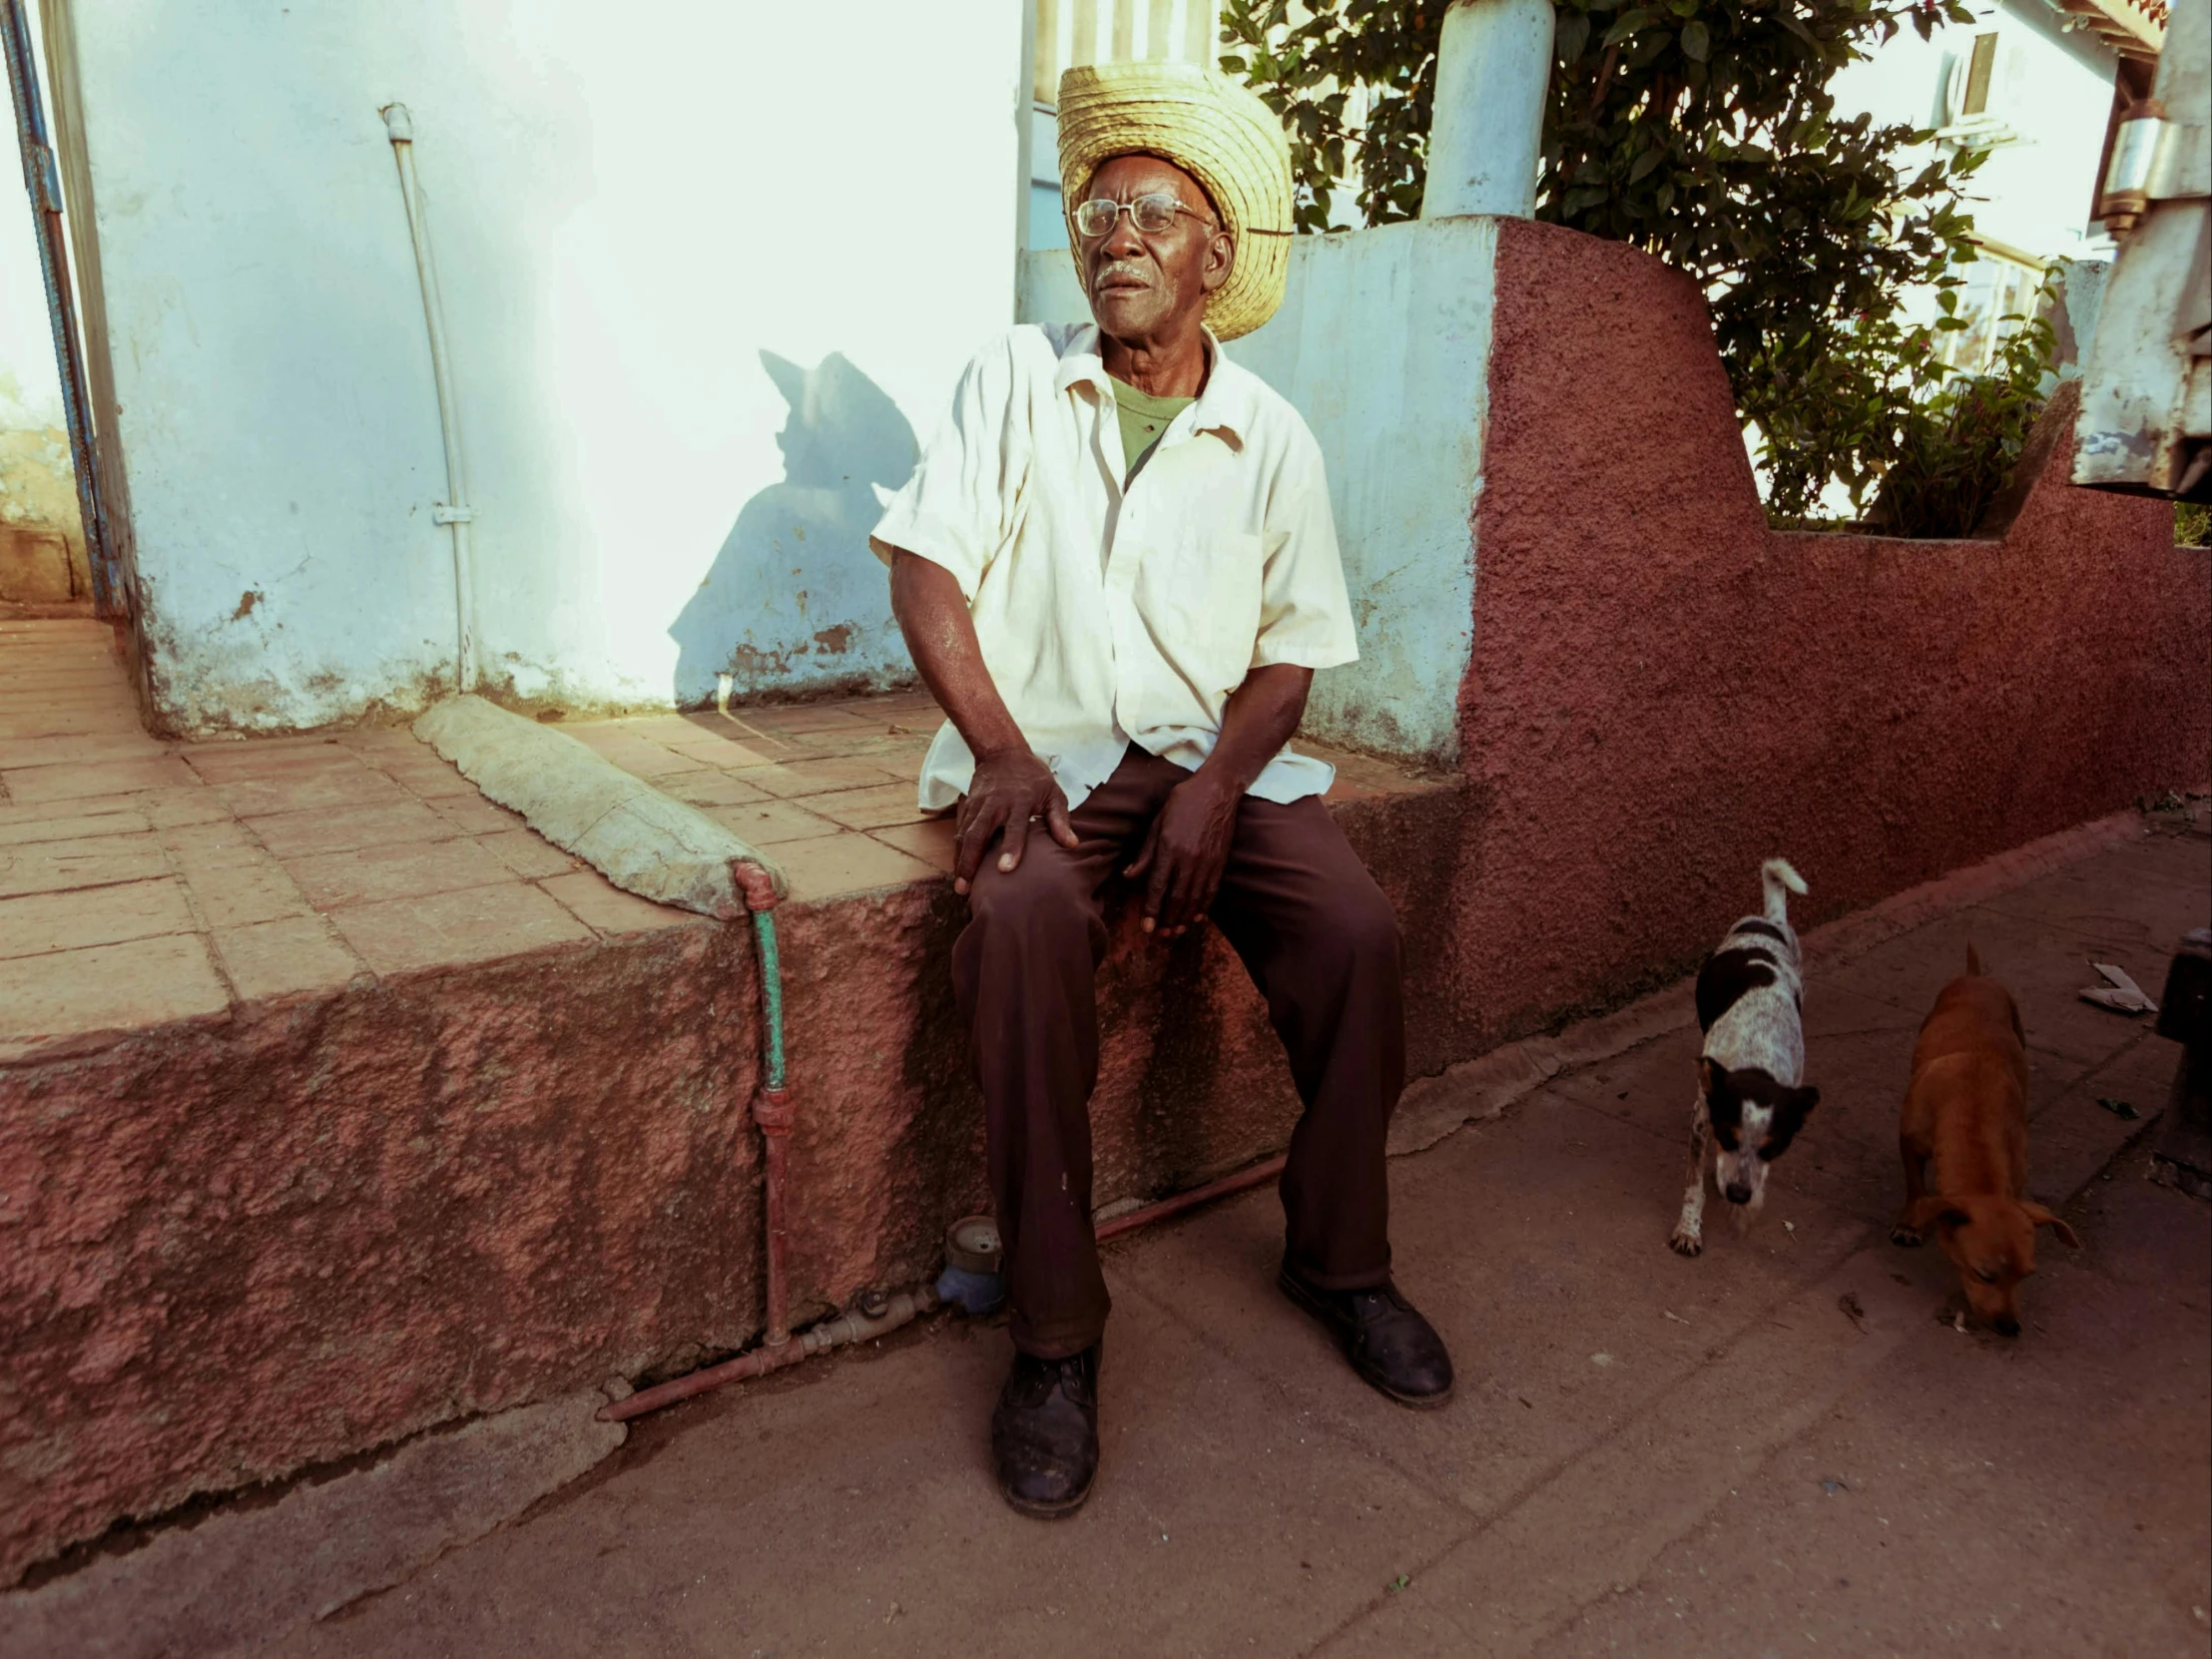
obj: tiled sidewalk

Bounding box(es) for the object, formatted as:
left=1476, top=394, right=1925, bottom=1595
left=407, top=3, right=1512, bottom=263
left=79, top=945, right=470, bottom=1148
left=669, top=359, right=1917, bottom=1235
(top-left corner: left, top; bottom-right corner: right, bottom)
left=0, top=621, right=684, bottom=1058
left=0, top=619, right=1428, bottom=1059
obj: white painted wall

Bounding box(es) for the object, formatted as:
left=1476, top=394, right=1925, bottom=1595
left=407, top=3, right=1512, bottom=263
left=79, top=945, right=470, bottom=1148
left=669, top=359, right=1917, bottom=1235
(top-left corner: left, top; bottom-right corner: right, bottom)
left=1831, top=0, right=2123, bottom=263
left=62, top=0, right=1025, bottom=730
left=0, top=184, right=63, bottom=431
left=1021, top=215, right=1497, bottom=765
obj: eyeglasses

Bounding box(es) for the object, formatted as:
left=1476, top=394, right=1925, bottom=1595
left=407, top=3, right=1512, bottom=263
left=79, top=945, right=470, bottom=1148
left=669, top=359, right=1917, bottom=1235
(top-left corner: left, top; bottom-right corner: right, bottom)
left=1069, top=193, right=1216, bottom=240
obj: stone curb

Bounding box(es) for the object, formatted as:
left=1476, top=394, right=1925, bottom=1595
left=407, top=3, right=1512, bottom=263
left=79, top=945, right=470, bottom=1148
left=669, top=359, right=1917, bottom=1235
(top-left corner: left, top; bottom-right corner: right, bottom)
left=1385, top=812, right=2149, bottom=1157
left=0, top=1386, right=625, bottom=1658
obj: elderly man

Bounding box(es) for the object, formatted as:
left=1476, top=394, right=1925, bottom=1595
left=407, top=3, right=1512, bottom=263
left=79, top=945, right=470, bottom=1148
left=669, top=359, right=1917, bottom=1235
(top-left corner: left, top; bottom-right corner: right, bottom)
left=870, top=61, right=1451, bottom=1519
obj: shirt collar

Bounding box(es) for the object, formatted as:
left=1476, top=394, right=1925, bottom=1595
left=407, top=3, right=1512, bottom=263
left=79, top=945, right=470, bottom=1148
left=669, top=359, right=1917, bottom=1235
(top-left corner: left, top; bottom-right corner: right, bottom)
left=1051, top=322, right=1259, bottom=444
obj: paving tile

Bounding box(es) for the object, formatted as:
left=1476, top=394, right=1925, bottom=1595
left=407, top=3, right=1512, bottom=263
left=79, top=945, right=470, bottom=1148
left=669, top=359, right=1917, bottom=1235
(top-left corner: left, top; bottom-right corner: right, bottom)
left=539, top=869, right=699, bottom=935
left=0, top=836, right=170, bottom=898
left=242, top=800, right=457, bottom=859
left=280, top=837, right=516, bottom=910
left=480, top=829, right=580, bottom=879
left=181, top=858, right=313, bottom=928
left=160, top=823, right=271, bottom=874
left=702, top=799, right=842, bottom=846
left=211, top=916, right=366, bottom=1001
left=327, top=882, right=593, bottom=975
left=138, top=788, right=234, bottom=828
left=612, top=715, right=728, bottom=745
left=0, top=755, right=200, bottom=803
left=0, top=707, right=147, bottom=742
left=868, top=817, right=957, bottom=873
left=662, top=734, right=789, bottom=770
left=565, top=728, right=705, bottom=778
left=1978, top=843, right=2212, bottom=949
left=741, top=758, right=904, bottom=800
left=772, top=830, right=939, bottom=901
left=422, top=792, right=527, bottom=836
left=804, top=781, right=932, bottom=830
left=1110, top=1096, right=1872, bottom=1530
left=0, top=808, right=151, bottom=849
left=0, top=731, right=169, bottom=770
left=0, top=933, right=230, bottom=1054
left=367, top=757, right=480, bottom=800
left=180, top=742, right=359, bottom=785
left=0, top=877, right=198, bottom=958
left=332, top=726, right=431, bottom=756
left=217, top=766, right=410, bottom=819
left=730, top=703, right=883, bottom=736
left=661, top=770, right=770, bottom=809
left=1815, top=901, right=2177, bottom=1068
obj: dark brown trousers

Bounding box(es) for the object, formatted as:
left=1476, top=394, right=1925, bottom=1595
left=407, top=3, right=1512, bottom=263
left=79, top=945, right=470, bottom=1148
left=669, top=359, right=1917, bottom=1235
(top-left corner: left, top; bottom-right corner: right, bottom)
left=953, top=746, right=1403, bottom=1359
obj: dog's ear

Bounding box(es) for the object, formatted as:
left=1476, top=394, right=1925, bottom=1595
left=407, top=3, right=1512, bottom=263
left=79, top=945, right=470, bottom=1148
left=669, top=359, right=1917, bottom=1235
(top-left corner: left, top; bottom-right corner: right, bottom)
left=2019, top=1202, right=2080, bottom=1249
left=1698, top=1057, right=1724, bottom=1100
left=1792, top=1084, right=1819, bottom=1117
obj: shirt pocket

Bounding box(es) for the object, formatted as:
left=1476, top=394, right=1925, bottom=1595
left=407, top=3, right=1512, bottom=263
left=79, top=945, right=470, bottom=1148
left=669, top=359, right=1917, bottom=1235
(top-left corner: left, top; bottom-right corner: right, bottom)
left=1138, top=529, right=1266, bottom=702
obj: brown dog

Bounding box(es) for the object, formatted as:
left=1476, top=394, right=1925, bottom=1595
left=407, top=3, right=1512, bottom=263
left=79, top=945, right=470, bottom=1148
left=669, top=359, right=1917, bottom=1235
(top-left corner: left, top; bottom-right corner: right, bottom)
left=1892, top=945, right=2079, bottom=1335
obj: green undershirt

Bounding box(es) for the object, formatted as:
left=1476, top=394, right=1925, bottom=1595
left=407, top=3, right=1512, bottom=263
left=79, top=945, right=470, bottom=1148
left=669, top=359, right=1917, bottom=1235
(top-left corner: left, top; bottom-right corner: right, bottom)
left=1111, top=376, right=1195, bottom=487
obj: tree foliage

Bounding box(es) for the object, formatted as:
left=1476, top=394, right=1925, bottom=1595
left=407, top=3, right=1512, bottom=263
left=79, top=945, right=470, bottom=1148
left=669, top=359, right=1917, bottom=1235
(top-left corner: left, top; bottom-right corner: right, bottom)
left=1219, top=0, right=2040, bottom=527
left=1761, top=292, right=2054, bottom=535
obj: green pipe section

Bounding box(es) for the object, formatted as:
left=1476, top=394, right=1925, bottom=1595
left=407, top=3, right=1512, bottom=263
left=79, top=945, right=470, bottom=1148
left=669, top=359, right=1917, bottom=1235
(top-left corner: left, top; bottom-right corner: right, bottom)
left=752, top=908, right=787, bottom=1093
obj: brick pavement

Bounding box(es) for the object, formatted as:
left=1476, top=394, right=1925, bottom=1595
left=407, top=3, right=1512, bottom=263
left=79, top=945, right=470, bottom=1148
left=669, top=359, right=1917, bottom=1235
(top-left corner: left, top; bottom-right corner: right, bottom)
left=1, top=619, right=1430, bottom=1062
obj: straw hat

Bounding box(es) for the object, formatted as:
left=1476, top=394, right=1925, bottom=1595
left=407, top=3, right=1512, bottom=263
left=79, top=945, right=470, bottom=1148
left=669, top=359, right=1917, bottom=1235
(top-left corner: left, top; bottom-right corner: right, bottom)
left=1056, top=60, right=1294, bottom=342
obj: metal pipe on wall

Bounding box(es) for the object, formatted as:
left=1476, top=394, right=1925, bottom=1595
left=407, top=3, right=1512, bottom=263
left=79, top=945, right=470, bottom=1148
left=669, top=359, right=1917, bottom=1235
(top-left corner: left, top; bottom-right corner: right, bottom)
left=381, top=102, right=479, bottom=692
left=3, top=0, right=118, bottom=616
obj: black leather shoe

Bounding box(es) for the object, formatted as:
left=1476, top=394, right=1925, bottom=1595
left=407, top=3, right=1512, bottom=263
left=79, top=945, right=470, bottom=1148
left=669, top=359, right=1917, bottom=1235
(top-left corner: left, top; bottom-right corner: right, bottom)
left=1279, top=1263, right=1453, bottom=1409
left=990, top=1344, right=1100, bottom=1518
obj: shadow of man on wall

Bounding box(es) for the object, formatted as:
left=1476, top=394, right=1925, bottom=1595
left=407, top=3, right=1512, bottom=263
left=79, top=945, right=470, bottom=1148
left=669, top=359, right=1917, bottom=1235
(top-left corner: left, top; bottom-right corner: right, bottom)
left=671, top=350, right=918, bottom=708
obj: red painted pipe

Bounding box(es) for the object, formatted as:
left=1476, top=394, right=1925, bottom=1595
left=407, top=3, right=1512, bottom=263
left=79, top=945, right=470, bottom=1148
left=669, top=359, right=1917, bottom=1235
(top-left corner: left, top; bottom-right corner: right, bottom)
left=751, top=1085, right=795, bottom=1346
left=1093, top=1153, right=1286, bottom=1242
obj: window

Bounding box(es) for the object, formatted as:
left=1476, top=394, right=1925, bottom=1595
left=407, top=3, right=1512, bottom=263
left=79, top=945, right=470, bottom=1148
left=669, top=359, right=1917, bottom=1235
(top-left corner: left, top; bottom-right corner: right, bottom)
left=1960, top=31, right=1998, bottom=117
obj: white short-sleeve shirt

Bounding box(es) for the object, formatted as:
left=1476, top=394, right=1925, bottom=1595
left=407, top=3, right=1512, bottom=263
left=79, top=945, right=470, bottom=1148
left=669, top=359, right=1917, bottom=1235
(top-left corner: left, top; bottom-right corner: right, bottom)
left=869, top=322, right=1357, bottom=813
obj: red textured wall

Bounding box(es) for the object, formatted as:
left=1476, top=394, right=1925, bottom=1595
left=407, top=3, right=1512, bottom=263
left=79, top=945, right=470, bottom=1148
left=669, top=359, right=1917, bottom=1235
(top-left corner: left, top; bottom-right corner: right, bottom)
left=1429, top=217, right=2209, bottom=1041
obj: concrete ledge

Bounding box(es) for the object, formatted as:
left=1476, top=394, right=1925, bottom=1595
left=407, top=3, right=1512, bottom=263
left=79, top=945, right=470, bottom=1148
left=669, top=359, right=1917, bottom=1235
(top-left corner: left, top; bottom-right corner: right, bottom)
left=0, top=1386, right=623, bottom=1659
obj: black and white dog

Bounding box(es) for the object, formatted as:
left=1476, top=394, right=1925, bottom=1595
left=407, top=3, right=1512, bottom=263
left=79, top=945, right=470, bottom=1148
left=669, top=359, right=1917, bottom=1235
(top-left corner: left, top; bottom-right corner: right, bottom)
left=1668, top=858, right=1821, bottom=1257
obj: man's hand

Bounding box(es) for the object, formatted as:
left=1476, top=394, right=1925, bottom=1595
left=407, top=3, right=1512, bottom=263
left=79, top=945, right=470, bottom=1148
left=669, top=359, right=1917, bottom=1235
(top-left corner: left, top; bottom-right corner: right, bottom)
left=887, top=550, right=1079, bottom=894
left=1119, top=662, right=1315, bottom=941
left=955, top=747, right=1079, bottom=895
left=1122, top=769, right=1240, bottom=937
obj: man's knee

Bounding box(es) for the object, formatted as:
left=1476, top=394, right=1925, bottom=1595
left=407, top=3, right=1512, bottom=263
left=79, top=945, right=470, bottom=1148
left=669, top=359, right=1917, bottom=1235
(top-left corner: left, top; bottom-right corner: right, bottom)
left=1315, top=872, right=1401, bottom=976
left=966, top=848, right=1093, bottom=952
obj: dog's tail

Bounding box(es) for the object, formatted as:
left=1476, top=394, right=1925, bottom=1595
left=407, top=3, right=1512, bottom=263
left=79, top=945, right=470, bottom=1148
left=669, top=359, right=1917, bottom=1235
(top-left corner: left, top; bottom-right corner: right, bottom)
left=1966, top=942, right=1985, bottom=976
left=1761, top=857, right=1807, bottom=924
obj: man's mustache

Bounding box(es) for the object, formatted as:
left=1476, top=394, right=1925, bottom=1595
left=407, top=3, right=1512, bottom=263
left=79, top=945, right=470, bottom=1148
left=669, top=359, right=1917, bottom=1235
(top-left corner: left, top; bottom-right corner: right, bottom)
left=1090, top=259, right=1155, bottom=290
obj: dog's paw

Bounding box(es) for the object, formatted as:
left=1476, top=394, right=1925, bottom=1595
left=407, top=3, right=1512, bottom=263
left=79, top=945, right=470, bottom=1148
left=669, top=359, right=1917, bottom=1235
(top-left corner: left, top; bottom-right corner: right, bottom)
left=1890, top=1223, right=1924, bottom=1249
left=1667, top=1227, right=1704, bottom=1258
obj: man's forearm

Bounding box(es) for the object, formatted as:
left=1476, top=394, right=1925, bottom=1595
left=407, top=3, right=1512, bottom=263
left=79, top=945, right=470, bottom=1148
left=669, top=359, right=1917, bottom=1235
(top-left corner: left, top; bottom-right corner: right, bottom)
left=888, top=550, right=1028, bottom=761
left=1195, top=663, right=1313, bottom=795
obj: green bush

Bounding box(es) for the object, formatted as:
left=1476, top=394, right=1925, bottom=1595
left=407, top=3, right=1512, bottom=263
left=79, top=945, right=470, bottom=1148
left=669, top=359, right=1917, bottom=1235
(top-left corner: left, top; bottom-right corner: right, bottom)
left=1759, top=291, right=2055, bottom=534
left=1219, top=0, right=2063, bottom=534
left=2179, top=502, right=2212, bottom=547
